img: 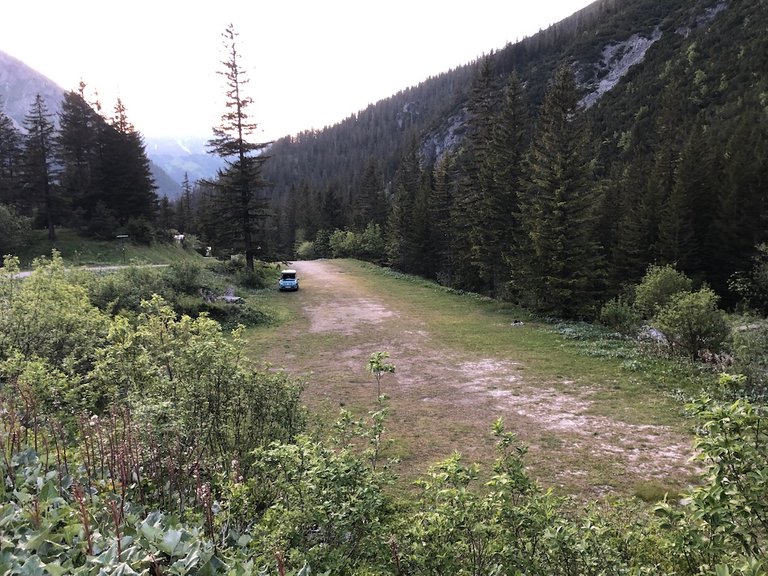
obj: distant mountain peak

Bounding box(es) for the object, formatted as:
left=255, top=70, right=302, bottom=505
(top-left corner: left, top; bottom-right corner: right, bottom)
left=0, top=49, right=65, bottom=129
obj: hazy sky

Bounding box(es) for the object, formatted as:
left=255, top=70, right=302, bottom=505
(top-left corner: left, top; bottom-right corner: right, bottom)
left=2, top=1, right=593, bottom=141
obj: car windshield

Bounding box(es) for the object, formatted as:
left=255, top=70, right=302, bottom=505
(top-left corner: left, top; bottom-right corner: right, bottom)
left=281, top=271, right=296, bottom=280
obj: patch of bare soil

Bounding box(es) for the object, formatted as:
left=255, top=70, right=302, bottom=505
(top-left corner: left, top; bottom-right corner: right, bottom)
left=267, top=260, right=698, bottom=497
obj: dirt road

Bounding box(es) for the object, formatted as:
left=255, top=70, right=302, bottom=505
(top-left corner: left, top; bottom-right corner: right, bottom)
left=261, top=260, right=698, bottom=497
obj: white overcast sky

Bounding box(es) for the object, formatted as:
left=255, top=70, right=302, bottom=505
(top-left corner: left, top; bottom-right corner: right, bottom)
left=2, top=1, right=593, bottom=141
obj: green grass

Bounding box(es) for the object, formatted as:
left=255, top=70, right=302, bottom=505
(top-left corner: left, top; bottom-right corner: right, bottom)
left=13, top=228, right=205, bottom=268
left=243, top=259, right=716, bottom=496
left=355, top=263, right=714, bottom=424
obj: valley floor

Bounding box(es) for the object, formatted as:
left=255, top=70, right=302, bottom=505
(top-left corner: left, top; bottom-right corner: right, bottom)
left=248, top=259, right=700, bottom=497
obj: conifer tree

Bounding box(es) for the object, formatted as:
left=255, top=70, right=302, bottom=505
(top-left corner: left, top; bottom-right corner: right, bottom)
left=514, top=67, right=602, bottom=318
left=429, top=152, right=456, bottom=284
left=353, top=156, right=387, bottom=231
left=207, top=23, right=271, bottom=272
left=177, top=172, right=193, bottom=233
left=0, top=106, right=22, bottom=206
left=57, top=83, right=101, bottom=217
left=386, top=134, right=428, bottom=274
left=96, top=99, right=157, bottom=228
left=452, top=57, right=497, bottom=293
left=22, top=94, right=59, bottom=240
left=711, top=112, right=768, bottom=293
left=490, top=71, right=529, bottom=297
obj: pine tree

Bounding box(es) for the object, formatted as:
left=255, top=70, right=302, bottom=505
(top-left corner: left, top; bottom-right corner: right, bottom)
left=0, top=106, right=22, bottom=206
left=514, top=67, right=603, bottom=318
left=429, top=152, right=456, bottom=284
left=177, top=172, right=194, bottom=233
left=711, top=111, right=768, bottom=294
left=353, top=156, right=387, bottom=231
left=57, top=82, right=103, bottom=221
left=452, top=57, right=498, bottom=293
left=386, top=134, right=428, bottom=273
left=490, top=71, right=529, bottom=297
left=22, top=94, right=59, bottom=240
left=100, top=98, right=157, bottom=226
left=207, top=23, right=271, bottom=272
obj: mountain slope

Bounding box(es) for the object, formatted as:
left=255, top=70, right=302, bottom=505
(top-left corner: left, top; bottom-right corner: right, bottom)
left=263, top=0, right=740, bottom=204
left=260, top=0, right=767, bottom=310
left=0, top=50, right=64, bottom=128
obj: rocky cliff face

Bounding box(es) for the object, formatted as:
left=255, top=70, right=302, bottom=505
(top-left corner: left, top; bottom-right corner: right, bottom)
left=578, top=27, right=663, bottom=109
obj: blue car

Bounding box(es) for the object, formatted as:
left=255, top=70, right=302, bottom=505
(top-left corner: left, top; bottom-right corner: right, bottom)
left=278, top=269, right=299, bottom=291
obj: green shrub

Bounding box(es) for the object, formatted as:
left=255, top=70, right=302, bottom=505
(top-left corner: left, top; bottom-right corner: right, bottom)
left=175, top=294, right=274, bottom=326
left=296, top=240, right=316, bottom=259
left=0, top=203, right=31, bottom=255
left=731, top=320, right=768, bottom=396
left=634, top=264, right=693, bottom=319
left=165, top=260, right=205, bottom=295
left=125, top=217, right=155, bottom=245
left=652, top=287, right=730, bottom=360
left=0, top=252, right=109, bottom=372
left=729, top=243, right=768, bottom=315
left=236, top=267, right=267, bottom=289
left=88, top=264, right=170, bottom=314
left=599, top=296, right=642, bottom=335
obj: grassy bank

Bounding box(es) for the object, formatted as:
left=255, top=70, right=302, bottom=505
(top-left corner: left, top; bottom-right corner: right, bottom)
left=12, top=228, right=205, bottom=267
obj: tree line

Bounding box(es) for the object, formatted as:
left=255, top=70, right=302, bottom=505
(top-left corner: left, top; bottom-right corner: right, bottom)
left=0, top=84, right=158, bottom=249
left=227, top=0, right=767, bottom=320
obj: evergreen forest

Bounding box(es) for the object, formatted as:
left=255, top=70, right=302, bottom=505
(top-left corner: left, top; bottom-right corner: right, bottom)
left=242, top=0, right=767, bottom=319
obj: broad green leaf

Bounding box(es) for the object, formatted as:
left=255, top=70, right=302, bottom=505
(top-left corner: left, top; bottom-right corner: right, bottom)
left=43, top=561, right=69, bottom=576
left=20, top=555, right=46, bottom=576
left=158, top=529, right=183, bottom=556
left=39, top=480, right=59, bottom=503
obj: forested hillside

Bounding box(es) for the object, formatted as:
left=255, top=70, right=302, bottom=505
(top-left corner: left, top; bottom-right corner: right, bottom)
left=246, top=0, right=767, bottom=318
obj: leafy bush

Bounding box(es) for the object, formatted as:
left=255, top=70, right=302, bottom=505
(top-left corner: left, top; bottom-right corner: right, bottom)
left=87, top=264, right=170, bottom=314
left=247, top=435, right=392, bottom=573
left=296, top=240, right=316, bottom=259
left=652, top=287, right=730, bottom=360
left=165, top=259, right=206, bottom=295
left=175, top=294, right=274, bottom=327
left=0, top=203, right=31, bottom=255
left=0, top=253, right=108, bottom=372
left=124, top=217, right=155, bottom=245
left=658, top=396, right=768, bottom=573
left=729, top=243, right=768, bottom=315
left=92, top=295, right=305, bottom=473
left=599, top=295, right=642, bottom=335
left=328, top=224, right=386, bottom=263
left=731, top=320, right=768, bottom=396
left=634, top=263, right=693, bottom=319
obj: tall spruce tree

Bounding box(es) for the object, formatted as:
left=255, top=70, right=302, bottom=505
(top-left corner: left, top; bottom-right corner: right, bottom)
left=452, top=57, right=498, bottom=293
left=353, top=156, right=387, bottom=231
left=0, top=106, right=22, bottom=207
left=711, top=111, right=768, bottom=294
left=22, top=94, right=59, bottom=240
left=514, top=67, right=602, bottom=318
left=429, top=152, right=456, bottom=285
left=57, top=82, right=104, bottom=222
left=177, top=173, right=194, bottom=233
left=386, top=134, right=428, bottom=274
left=207, top=23, right=271, bottom=272
left=490, top=71, right=529, bottom=297
left=102, top=98, right=157, bottom=227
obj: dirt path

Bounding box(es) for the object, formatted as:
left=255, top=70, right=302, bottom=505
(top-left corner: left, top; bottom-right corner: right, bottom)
left=263, top=260, right=699, bottom=497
